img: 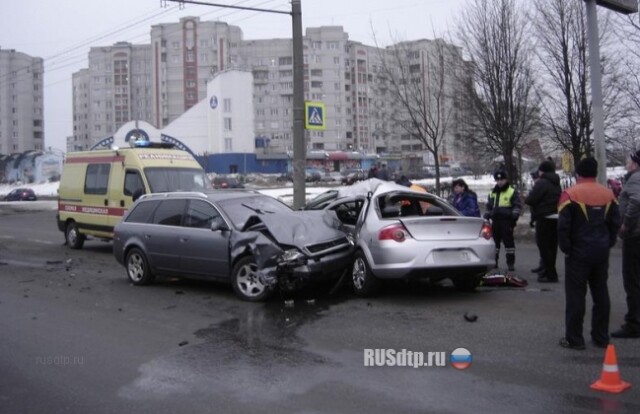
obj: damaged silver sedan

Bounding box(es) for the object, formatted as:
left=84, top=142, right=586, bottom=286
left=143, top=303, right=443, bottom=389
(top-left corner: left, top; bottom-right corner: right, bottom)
left=113, top=191, right=353, bottom=301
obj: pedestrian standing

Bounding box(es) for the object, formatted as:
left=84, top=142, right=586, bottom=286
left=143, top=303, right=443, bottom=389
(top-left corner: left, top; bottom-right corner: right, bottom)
left=485, top=169, right=522, bottom=271
left=557, top=157, right=620, bottom=350
left=611, top=150, right=640, bottom=339
left=527, top=171, right=544, bottom=274
left=525, top=160, right=562, bottom=283
left=376, top=163, right=390, bottom=181
left=451, top=178, right=480, bottom=217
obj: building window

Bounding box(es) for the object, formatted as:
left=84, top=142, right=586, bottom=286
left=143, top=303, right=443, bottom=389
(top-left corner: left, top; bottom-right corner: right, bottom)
left=223, top=98, right=231, bottom=112
left=224, top=117, right=232, bottom=131
left=224, top=138, right=232, bottom=151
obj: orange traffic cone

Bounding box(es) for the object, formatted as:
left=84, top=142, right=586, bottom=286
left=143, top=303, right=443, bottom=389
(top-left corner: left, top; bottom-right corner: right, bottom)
left=590, top=344, right=631, bottom=394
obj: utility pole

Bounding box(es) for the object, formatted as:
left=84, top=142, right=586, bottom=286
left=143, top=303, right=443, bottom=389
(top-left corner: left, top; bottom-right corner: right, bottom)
left=291, top=0, right=306, bottom=209
left=584, top=0, right=638, bottom=183
left=165, top=0, right=306, bottom=208
left=585, top=0, right=607, bottom=185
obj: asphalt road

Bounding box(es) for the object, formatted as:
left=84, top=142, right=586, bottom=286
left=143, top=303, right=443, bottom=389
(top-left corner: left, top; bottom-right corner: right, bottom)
left=1, top=206, right=639, bottom=413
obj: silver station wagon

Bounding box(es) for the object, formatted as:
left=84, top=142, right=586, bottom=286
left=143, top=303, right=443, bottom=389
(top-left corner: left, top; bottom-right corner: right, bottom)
left=113, top=191, right=353, bottom=301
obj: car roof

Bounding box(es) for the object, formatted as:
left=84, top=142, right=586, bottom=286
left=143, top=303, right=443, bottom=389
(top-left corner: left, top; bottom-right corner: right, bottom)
left=138, top=190, right=263, bottom=203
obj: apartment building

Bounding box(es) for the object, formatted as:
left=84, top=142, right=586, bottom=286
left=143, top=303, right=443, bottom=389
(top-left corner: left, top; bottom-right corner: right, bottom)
left=71, top=42, right=152, bottom=151
left=150, top=17, right=243, bottom=129
left=0, top=47, right=44, bottom=154
left=71, top=18, right=471, bottom=163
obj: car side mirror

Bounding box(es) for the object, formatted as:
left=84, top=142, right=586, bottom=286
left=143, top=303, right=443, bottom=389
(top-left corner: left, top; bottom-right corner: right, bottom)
left=211, top=217, right=229, bottom=232
left=132, top=188, right=145, bottom=202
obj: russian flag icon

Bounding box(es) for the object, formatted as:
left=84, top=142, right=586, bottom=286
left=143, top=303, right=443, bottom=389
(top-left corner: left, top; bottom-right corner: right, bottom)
left=450, top=348, right=472, bottom=370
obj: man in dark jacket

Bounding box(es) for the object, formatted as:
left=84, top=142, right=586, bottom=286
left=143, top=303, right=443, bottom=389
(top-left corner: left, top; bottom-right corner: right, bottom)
left=485, top=169, right=522, bottom=271
left=611, top=149, right=640, bottom=338
left=557, top=157, right=620, bottom=350
left=525, top=160, right=562, bottom=282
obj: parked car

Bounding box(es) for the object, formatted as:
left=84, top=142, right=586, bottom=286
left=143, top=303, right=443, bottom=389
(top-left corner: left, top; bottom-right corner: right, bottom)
left=307, top=178, right=495, bottom=296
left=212, top=175, right=245, bottom=189
left=113, top=191, right=354, bottom=301
left=341, top=168, right=366, bottom=185
left=3, top=188, right=37, bottom=201
left=450, top=166, right=473, bottom=177
left=305, top=168, right=323, bottom=182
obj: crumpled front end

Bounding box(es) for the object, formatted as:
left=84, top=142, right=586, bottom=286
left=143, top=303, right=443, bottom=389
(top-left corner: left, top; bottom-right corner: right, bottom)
left=230, top=210, right=354, bottom=292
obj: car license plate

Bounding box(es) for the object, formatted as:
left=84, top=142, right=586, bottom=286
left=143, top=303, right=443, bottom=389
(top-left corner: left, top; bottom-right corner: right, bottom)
left=434, top=250, right=471, bottom=263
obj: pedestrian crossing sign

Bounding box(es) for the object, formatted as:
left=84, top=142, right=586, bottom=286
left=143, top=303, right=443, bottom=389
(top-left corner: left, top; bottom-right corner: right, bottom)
left=305, top=101, right=326, bottom=130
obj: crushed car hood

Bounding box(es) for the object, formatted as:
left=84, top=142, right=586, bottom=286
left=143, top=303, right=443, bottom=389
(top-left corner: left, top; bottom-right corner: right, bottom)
left=250, top=210, right=345, bottom=247
left=229, top=209, right=348, bottom=272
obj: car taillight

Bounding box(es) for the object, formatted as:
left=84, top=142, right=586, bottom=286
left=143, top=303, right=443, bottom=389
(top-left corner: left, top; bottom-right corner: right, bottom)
left=480, top=222, right=492, bottom=240
left=378, top=223, right=410, bottom=242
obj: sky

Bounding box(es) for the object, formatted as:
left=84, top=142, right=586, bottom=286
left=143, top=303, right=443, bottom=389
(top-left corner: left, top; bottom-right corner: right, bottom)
left=0, top=0, right=466, bottom=153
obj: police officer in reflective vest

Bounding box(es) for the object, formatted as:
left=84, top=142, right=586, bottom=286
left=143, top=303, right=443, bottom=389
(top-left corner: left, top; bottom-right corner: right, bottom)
left=485, top=169, right=522, bottom=271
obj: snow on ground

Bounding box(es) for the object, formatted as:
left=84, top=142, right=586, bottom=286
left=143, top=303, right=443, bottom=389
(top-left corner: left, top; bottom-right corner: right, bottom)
left=0, top=167, right=628, bottom=207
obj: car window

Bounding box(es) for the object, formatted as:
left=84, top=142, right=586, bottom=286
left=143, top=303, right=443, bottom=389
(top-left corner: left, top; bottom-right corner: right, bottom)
left=125, top=200, right=161, bottom=223
left=85, top=163, right=110, bottom=195
left=377, top=192, right=458, bottom=218
left=124, top=170, right=145, bottom=196
left=151, top=199, right=187, bottom=226
left=184, top=200, right=220, bottom=229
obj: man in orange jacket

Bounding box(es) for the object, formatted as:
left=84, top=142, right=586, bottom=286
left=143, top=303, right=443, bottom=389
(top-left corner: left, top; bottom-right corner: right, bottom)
left=557, top=157, right=621, bottom=350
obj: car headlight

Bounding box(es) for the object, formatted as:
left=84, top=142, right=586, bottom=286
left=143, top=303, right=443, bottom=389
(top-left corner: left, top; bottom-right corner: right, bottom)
left=346, top=234, right=355, bottom=245
left=280, top=249, right=306, bottom=264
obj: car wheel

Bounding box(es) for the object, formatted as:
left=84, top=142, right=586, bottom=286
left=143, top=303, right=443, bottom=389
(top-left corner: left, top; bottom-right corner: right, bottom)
left=126, top=247, right=155, bottom=285
left=65, top=222, right=85, bottom=249
left=352, top=251, right=380, bottom=297
left=452, top=275, right=483, bottom=291
left=232, top=256, right=271, bottom=302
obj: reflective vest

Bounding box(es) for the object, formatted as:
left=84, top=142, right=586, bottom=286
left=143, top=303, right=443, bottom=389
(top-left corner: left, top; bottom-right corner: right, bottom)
left=489, top=186, right=516, bottom=208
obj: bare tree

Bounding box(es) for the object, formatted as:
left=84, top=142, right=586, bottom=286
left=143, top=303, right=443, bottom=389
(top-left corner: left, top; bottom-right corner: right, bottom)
left=612, top=14, right=640, bottom=154
left=455, top=0, right=540, bottom=186
left=373, top=36, right=459, bottom=195
left=532, top=0, right=627, bottom=169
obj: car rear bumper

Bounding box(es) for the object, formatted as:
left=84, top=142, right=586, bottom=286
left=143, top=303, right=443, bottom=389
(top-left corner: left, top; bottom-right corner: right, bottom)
left=365, top=243, right=495, bottom=279
left=373, top=265, right=492, bottom=279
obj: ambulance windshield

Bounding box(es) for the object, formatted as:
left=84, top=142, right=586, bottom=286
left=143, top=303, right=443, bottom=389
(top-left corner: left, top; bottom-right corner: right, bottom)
left=144, top=167, right=211, bottom=192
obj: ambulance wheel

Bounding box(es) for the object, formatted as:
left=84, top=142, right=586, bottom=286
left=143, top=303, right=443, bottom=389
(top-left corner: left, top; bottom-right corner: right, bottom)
left=232, top=256, right=271, bottom=302
left=65, top=222, right=85, bottom=249
left=126, top=247, right=155, bottom=285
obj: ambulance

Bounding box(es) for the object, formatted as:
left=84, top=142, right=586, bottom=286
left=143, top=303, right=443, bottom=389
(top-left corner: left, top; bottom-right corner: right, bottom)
left=57, top=141, right=210, bottom=249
